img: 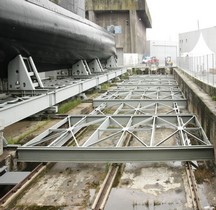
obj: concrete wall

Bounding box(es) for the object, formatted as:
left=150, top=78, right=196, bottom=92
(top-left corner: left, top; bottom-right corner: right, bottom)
left=50, top=0, right=85, bottom=17
left=174, top=68, right=216, bottom=159
left=130, top=10, right=147, bottom=54
left=95, top=11, right=130, bottom=52
left=145, top=40, right=178, bottom=66
left=123, top=53, right=142, bottom=66
left=116, top=48, right=123, bottom=66
left=86, top=0, right=152, bottom=57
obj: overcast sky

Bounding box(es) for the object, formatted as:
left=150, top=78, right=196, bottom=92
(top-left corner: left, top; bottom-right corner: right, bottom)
left=146, top=0, right=216, bottom=41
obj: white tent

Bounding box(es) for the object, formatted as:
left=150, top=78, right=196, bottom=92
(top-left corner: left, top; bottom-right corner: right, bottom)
left=188, top=33, right=214, bottom=56
left=188, top=33, right=215, bottom=72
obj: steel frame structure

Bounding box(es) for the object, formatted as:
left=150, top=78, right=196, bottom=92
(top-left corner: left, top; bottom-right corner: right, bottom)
left=0, top=68, right=126, bottom=127
left=16, top=75, right=214, bottom=162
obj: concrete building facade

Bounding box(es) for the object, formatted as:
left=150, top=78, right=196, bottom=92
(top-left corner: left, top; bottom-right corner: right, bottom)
left=145, top=40, right=178, bottom=66
left=50, top=0, right=85, bottom=17
left=86, top=0, right=152, bottom=65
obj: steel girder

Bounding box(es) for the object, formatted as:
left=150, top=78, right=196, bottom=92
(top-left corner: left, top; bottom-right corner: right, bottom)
left=17, top=75, right=214, bottom=162
left=17, top=146, right=214, bottom=162
left=0, top=68, right=126, bottom=127
left=96, top=90, right=185, bottom=100
left=92, top=100, right=187, bottom=109
left=118, top=76, right=177, bottom=86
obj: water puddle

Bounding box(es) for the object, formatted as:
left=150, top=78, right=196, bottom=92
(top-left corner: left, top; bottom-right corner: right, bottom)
left=105, top=162, right=192, bottom=210
left=105, top=188, right=190, bottom=210
left=103, top=162, right=216, bottom=209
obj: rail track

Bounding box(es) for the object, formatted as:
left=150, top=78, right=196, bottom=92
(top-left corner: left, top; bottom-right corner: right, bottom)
left=185, top=161, right=202, bottom=210
left=91, top=161, right=203, bottom=210
left=91, top=135, right=132, bottom=210
left=92, top=164, right=120, bottom=210
left=0, top=122, right=88, bottom=209
left=0, top=163, right=46, bottom=208
left=1, top=161, right=204, bottom=210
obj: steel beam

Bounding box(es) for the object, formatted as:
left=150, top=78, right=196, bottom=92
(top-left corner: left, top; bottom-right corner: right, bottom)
left=0, top=68, right=126, bottom=127
left=17, top=146, right=214, bottom=162
left=93, top=99, right=187, bottom=108
left=96, top=90, right=185, bottom=100
left=116, top=86, right=181, bottom=91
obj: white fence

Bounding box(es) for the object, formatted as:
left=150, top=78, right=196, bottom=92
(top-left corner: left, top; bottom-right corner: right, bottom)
left=177, top=54, right=216, bottom=86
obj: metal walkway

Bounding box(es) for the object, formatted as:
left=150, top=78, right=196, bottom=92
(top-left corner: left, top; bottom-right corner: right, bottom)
left=17, top=75, right=214, bottom=162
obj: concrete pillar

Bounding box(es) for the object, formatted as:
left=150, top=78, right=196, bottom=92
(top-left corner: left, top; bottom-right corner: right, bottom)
left=129, top=10, right=137, bottom=53
left=5, top=155, right=12, bottom=171
left=88, top=11, right=96, bottom=22
left=0, top=127, right=4, bottom=155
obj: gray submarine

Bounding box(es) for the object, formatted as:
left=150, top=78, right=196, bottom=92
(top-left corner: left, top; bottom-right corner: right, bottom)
left=0, top=0, right=117, bottom=79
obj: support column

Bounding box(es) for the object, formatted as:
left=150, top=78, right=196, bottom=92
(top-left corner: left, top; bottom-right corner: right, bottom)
left=0, top=127, right=6, bottom=155
left=0, top=129, right=3, bottom=155
left=72, top=60, right=92, bottom=76
left=106, top=56, right=117, bottom=69
left=88, top=11, right=96, bottom=22
left=8, top=55, right=44, bottom=91
left=88, top=59, right=104, bottom=73
left=129, top=10, right=137, bottom=53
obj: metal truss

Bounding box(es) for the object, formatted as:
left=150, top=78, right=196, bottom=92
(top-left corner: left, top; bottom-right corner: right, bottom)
left=118, top=75, right=177, bottom=86
left=92, top=102, right=186, bottom=116
left=115, top=85, right=181, bottom=91
left=96, top=90, right=185, bottom=100
left=16, top=75, right=214, bottom=162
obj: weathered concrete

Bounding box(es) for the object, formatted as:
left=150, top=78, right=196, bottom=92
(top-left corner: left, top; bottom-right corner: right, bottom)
left=86, top=0, right=151, bottom=54
left=182, top=71, right=216, bottom=97
left=174, top=68, right=216, bottom=161
left=0, top=129, right=3, bottom=156
left=50, top=0, right=85, bottom=17
left=86, top=0, right=152, bottom=27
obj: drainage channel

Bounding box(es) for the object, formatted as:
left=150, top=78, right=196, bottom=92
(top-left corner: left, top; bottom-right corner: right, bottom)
left=2, top=74, right=216, bottom=209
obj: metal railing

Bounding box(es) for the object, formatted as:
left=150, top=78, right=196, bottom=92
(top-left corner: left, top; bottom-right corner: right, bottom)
left=177, top=54, right=216, bottom=86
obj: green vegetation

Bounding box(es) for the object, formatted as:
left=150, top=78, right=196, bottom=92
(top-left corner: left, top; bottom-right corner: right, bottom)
left=121, top=72, right=129, bottom=80
left=58, top=97, right=81, bottom=114
left=103, top=108, right=114, bottom=114
left=7, top=121, right=48, bottom=145
left=101, top=82, right=111, bottom=90
left=212, top=96, right=216, bottom=101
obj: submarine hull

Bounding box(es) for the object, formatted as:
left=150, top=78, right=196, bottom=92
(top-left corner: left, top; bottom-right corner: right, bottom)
left=0, top=0, right=116, bottom=78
